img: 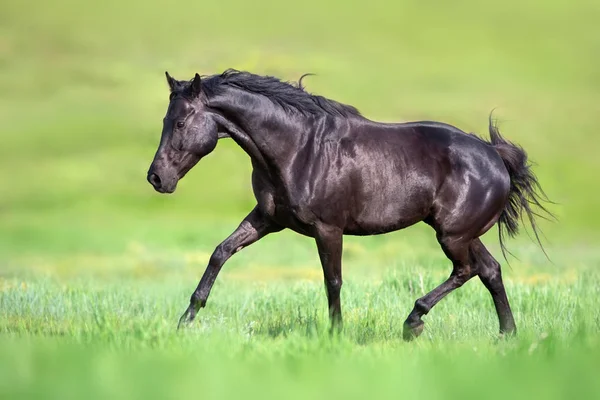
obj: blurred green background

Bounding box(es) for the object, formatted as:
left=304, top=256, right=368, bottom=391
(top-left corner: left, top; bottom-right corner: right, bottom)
left=1, top=0, right=599, bottom=257
left=1, top=0, right=599, bottom=399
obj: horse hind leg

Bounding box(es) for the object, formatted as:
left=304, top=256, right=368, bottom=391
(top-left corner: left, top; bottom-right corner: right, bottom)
left=471, top=238, right=517, bottom=336
left=403, top=234, right=477, bottom=340
left=403, top=235, right=517, bottom=340
left=403, top=175, right=512, bottom=340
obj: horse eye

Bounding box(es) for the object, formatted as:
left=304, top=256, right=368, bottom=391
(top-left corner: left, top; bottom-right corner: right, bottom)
left=176, top=121, right=185, bottom=129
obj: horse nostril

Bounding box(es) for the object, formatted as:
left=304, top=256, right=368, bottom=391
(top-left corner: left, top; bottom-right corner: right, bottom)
left=148, top=173, right=162, bottom=189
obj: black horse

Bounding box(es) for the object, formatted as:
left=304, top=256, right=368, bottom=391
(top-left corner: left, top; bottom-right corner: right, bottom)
left=147, top=69, right=552, bottom=340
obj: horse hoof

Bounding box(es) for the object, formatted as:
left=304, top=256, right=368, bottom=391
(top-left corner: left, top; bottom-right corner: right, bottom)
left=176, top=307, right=197, bottom=331
left=403, top=321, right=424, bottom=341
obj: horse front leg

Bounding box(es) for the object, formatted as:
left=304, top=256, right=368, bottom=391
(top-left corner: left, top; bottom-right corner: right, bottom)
left=314, top=223, right=344, bottom=332
left=178, top=206, right=281, bottom=329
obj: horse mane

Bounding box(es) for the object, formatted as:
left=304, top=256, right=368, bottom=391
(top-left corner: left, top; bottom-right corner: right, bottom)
left=199, top=69, right=361, bottom=118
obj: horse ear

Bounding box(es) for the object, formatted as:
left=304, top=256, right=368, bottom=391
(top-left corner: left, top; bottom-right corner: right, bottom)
left=191, top=73, right=202, bottom=96
left=165, top=71, right=177, bottom=92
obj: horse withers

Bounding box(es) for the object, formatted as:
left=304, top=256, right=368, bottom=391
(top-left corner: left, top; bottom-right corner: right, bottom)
left=147, top=70, right=553, bottom=340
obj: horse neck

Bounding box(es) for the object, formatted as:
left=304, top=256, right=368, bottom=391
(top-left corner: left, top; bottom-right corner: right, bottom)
left=209, top=89, right=306, bottom=175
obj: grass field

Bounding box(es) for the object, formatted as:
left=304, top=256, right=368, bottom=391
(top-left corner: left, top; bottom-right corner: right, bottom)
left=1, top=0, right=600, bottom=398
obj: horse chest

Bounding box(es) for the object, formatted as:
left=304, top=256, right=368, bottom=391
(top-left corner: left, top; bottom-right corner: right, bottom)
left=252, top=171, right=315, bottom=235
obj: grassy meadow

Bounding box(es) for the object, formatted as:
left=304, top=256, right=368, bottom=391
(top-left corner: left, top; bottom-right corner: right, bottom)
left=1, top=0, right=600, bottom=398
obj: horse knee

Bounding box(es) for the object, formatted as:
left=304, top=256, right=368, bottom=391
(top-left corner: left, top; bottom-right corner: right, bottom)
left=326, top=277, right=343, bottom=293
left=209, top=244, right=230, bottom=267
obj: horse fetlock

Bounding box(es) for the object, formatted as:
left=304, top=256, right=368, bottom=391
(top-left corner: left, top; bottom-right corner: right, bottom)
left=190, top=292, right=207, bottom=309
left=414, top=299, right=431, bottom=315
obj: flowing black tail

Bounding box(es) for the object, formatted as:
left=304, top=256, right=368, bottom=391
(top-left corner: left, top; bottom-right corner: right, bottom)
left=488, top=116, right=555, bottom=260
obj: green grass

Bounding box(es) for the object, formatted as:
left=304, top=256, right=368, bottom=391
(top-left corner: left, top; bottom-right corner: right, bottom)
left=1, top=246, right=600, bottom=399
left=1, top=0, right=600, bottom=398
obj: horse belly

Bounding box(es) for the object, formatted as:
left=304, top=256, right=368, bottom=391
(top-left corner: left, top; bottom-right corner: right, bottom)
left=345, top=179, right=434, bottom=235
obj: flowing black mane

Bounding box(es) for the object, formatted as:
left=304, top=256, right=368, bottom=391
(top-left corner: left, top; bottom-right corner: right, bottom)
left=198, top=69, right=361, bottom=117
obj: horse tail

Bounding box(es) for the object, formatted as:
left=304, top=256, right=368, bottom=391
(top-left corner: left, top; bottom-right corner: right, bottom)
left=488, top=115, right=555, bottom=260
